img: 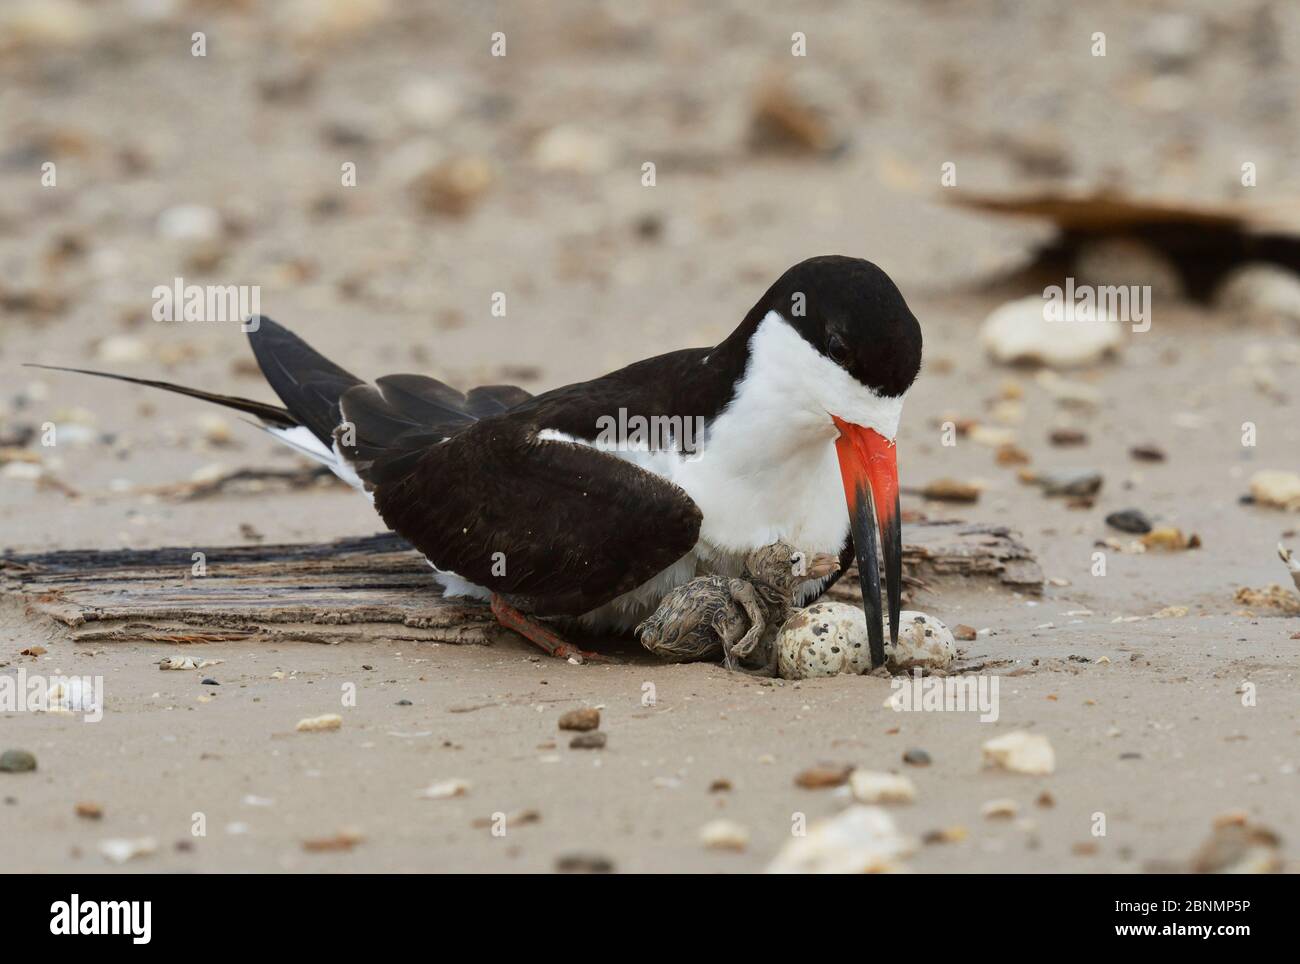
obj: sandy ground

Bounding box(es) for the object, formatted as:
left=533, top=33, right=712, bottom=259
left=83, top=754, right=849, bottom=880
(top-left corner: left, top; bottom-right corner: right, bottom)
left=2, top=1, right=1299, bottom=872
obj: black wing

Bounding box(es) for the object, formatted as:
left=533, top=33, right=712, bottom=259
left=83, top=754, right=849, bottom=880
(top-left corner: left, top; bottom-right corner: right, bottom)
left=247, top=317, right=365, bottom=446
left=369, top=418, right=702, bottom=616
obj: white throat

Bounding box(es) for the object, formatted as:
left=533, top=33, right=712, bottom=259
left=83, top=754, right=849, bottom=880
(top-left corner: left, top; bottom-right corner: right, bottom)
left=734, top=310, right=905, bottom=438
left=670, top=311, right=906, bottom=554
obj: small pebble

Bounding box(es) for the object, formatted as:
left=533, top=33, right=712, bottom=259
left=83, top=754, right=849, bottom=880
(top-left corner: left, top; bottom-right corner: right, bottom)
left=981, top=798, right=1020, bottom=819
left=1249, top=470, right=1300, bottom=511
left=75, top=801, right=103, bottom=820
left=95, top=335, right=150, bottom=364
left=1106, top=508, right=1153, bottom=534
left=699, top=819, right=750, bottom=851
left=555, top=852, right=615, bottom=873
left=0, top=750, right=37, bottom=773
left=302, top=827, right=364, bottom=852
left=197, top=413, right=232, bottom=446
left=923, top=826, right=968, bottom=845
left=569, top=732, right=607, bottom=750
left=1191, top=817, right=1282, bottom=873
left=411, top=156, right=493, bottom=217
left=849, top=770, right=917, bottom=804
left=156, top=203, right=222, bottom=243
left=766, top=805, right=915, bottom=873
left=1142, top=527, right=1200, bottom=551
left=201, top=678, right=219, bottom=686
left=1037, top=469, right=1103, bottom=497
left=982, top=731, right=1055, bottom=775
left=295, top=714, right=343, bottom=733
left=558, top=707, right=600, bottom=732
left=902, top=748, right=931, bottom=767
left=420, top=778, right=470, bottom=800
left=996, top=444, right=1031, bottom=465
left=794, top=763, right=852, bottom=788
left=99, top=837, right=157, bottom=864
left=1129, top=443, right=1166, bottom=462
left=921, top=478, right=980, bottom=503
left=953, top=624, right=977, bottom=641
left=1048, top=428, right=1088, bottom=447
left=395, top=77, right=460, bottom=129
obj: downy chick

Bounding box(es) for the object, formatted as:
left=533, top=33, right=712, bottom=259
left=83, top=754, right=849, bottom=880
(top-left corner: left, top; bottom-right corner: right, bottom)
left=636, top=541, right=839, bottom=675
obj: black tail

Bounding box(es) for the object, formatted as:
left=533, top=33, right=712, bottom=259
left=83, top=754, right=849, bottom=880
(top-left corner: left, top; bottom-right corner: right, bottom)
left=28, top=316, right=369, bottom=449
left=22, top=363, right=299, bottom=429
left=28, top=316, right=534, bottom=484
left=247, top=316, right=364, bottom=447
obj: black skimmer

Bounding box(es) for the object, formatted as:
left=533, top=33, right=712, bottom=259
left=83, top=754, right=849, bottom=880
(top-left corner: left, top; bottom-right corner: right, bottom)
left=31, top=255, right=922, bottom=665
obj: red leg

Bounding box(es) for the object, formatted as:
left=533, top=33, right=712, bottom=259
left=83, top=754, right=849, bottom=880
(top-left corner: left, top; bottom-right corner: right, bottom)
left=490, top=594, right=607, bottom=663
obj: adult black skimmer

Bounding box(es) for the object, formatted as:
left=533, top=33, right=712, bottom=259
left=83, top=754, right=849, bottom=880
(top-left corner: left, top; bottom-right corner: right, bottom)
left=32, top=255, right=922, bottom=665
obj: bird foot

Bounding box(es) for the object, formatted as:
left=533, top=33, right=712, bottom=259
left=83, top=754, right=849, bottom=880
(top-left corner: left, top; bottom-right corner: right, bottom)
left=490, top=595, right=608, bottom=664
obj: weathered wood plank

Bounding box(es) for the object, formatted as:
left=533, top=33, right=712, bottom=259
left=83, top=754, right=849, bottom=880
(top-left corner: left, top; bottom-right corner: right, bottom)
left=1, top=523, right=1041, bottom=645
left=828, top=522, right=1045, bottom=603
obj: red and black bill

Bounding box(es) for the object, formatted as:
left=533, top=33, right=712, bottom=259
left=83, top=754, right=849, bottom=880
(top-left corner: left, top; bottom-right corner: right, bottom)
left=832, top=415, right=902, bottom=668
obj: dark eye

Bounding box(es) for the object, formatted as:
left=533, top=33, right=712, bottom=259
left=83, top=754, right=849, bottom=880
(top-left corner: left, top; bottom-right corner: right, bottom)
left=826, top=332, right=850, bottom=365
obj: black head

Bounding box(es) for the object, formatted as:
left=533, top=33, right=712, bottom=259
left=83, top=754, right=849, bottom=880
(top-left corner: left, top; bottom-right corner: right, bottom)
left=743, top=255, right=922, bottom=398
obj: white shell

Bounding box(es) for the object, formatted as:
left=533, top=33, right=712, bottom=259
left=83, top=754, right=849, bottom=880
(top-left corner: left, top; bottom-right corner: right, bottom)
left=295, top=713, right=343, bottom=732
left=849, top=770, right=917, bottom=805
left=980, top=295, right=1123, bottom=368
left=981, top=798, right=1020, bottom=819
left=776, top=605, right=956, bottom=679
left=419, top=778, right=471, bottom=800
left=1250, top=470, right=1300, bottom=511
left=982, top=730, right=1056, bottom=775
left=766, top=806, right=915, bottom=873
left=698, top=819, right=750, bottom=851
left=99, top=837, right=158, bottom=864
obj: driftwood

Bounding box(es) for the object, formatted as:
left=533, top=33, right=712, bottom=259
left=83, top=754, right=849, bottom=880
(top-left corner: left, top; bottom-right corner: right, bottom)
left=0, top=534, right=498, bottom=647
left=827, top=521, right=1043, bottom=605
left=946, top=188, right=1300, bottom=301
left=0, top=523, right=1041, bottom=647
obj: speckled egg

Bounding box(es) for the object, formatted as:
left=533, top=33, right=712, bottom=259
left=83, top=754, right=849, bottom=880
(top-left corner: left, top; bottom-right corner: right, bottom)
left=777, top=605, right=956, bottom=679
left=776, top=602, right=874, bottom=679
left=885, top=611, right=956, bottom=671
